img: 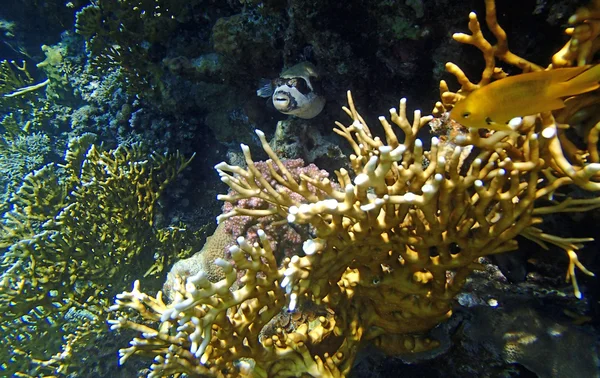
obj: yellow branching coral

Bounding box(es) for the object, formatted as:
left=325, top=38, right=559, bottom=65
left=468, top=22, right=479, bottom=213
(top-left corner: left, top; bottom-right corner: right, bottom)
left=0, top=134, right=195, bottom=376
left=0, top=60, right=34, bottom=97
left=553, top=0, right=600, bottom=67
left=110, top=88, right=597, bottom=376
left=434, top=0, right=600, bottom=296
left=0, top=59, right=49, bottom=100
left=110, top=89, right=592, bottom=376
left=110, top=1, right=600, bottom=377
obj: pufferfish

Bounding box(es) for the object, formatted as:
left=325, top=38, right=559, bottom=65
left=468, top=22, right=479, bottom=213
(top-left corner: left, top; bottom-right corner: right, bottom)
left=450, top=65, right=600, bottom=131
left=257, top=62, right=326, bottom=119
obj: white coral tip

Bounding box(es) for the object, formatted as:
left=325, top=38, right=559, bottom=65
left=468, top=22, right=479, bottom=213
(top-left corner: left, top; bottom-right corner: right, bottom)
left=298, top=203, right=311, bottom=214
left=303, top=238, right=324, bottom=255
left=508, top=117, right=522, bottom=129
left=288, top=293, right=298, bottom=312
left=323, top=199, right=338, bottom=210
left=214, top=258, right=231, bottom=269
left=422, top=184, right=434, bottom=193
left=360, top=203, right=377, bottom=211
left=542, top=126, right=556, bottom=139
left=354, top=173, right=369, bottom=186
left=379, top=145, right=392, bottom=154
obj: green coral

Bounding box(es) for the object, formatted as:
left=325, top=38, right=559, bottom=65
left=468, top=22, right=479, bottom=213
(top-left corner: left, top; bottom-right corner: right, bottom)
left=0, top=59, right=47, bottom=116
left=0, top=133, right=50, bottom=200
left=380, top=14, right=421, bottom=41
left=370, top=1, right=427, bottom=42
left=74, top=1, right=190, bottom=98
left=0, top=52, right=61, bottom=189
left=36, top=44, right=72, bottom=101
left=0, top=134, right=198, bottom=376
left=211, top=12, right=283, bottom=80
left=0, top=59, right=34, bottom=97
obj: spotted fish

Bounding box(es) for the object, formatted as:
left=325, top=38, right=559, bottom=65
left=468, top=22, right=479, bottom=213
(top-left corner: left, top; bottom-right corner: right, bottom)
left=257, top=62, right=326, bottom=119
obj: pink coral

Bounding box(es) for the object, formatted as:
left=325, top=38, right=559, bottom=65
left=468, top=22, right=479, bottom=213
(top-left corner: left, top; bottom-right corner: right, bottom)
left=222, top=158, right=330, bottom=261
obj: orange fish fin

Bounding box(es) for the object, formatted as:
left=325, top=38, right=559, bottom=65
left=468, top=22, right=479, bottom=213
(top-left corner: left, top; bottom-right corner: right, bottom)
left=547, top=66, right=591, bottom=83
left=552, top=64, right=600, bottom=98
left=534, top=97, right=568, bottom=113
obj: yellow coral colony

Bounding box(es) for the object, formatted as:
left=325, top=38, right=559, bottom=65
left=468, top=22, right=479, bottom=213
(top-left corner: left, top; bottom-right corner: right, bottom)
left=109, top=1, right=600, bottom=377
left=436, top=0, right=600, bottom=296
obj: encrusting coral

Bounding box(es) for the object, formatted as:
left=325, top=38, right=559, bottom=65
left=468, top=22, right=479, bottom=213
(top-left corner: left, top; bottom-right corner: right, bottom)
left=109, top=1, right=600, bottom=377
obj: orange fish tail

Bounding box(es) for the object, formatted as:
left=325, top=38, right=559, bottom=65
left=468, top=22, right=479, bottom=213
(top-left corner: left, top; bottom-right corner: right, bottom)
left=558, top=64, right=600, bottom=98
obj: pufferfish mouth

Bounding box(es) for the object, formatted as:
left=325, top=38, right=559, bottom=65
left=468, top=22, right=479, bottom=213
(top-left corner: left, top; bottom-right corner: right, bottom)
left=273, top=92, right=293, bottom=111
left=274, top=96, right=290, bottom=104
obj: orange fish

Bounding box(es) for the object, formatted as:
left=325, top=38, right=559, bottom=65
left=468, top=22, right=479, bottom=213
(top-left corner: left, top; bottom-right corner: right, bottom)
left=449, top=65, right=600, bottom=131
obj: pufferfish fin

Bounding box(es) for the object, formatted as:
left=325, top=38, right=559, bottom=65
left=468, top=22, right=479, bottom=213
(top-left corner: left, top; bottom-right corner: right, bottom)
left=256, top=78, right=274, bottom=98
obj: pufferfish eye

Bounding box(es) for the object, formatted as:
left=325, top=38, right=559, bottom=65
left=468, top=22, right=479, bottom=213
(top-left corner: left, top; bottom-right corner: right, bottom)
left=462, top=112, right=471, bottom=119
left=292, top=78, right=310, bottom=95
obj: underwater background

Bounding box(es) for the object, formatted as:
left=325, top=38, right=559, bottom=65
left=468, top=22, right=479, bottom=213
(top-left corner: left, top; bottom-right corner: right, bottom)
left=0, top=0, right=599, bottom=377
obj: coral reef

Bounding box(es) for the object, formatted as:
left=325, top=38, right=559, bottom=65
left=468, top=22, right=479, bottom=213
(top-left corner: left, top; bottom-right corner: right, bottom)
left=108, top=1, right=600, bottom=377
left=162, top=222, right=233, bottom=302
left=0, top=59, right=35, bottom=98
left=269, top=118, right=347, bottom=171
left=0, top=127, right=51, bottom=208
left=0, top=0, right=597, bottom=377
left=221, top=158, right=331, bottom=261
left=110, top=90, right=598, bottom=375
left=0, top=39, right=78, bottom=211
left=0, top=134, right=196, bottom=376
left=460, top=299, right=598, bottom=377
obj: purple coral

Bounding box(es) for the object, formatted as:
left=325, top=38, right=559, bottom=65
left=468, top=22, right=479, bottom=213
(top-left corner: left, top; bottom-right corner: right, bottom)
left=222, top=158, right=330, bottom=261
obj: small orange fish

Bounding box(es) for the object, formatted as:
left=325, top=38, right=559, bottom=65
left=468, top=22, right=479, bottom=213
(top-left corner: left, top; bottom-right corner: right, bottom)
left=450, top=65, right=600, bottom=131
